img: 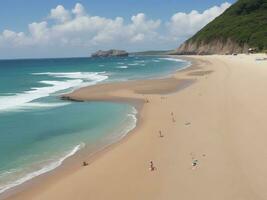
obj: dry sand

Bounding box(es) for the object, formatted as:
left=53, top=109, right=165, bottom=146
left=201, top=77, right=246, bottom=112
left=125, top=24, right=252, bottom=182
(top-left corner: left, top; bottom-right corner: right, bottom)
left=7, top=54, right=267, bottom=200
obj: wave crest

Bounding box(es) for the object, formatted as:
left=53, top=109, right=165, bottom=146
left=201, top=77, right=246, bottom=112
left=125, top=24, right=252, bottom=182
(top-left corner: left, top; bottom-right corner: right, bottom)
left=0, top=72, right=108, bottom=112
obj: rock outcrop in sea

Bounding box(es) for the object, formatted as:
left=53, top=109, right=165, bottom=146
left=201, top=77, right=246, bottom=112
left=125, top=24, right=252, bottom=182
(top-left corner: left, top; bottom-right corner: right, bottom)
left=91, top=50, right=129, bottom=57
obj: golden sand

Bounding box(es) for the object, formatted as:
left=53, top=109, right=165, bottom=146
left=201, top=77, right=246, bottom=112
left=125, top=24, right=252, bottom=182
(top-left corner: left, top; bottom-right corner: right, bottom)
left=7, top=54, right=267, bottom=200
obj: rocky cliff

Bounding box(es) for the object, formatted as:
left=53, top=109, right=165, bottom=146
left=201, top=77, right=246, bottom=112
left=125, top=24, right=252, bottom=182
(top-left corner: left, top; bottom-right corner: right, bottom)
left=176, top=39, right=249, bottom=55
left=175, top=0, right=267, bottom=55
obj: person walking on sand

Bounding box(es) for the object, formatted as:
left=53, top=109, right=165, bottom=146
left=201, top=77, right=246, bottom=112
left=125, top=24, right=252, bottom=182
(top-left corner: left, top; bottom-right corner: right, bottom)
left=192, top=159, right=198, bottom=170
left=171, top=112, right=176, bottom=122
left=149, top=161, right=156, bottom=171
left=159, top=130, right=164, bottom=137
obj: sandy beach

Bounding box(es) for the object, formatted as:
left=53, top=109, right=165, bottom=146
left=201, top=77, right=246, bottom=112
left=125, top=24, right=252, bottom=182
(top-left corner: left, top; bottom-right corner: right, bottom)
left=6, top=54, right=267, bottom=200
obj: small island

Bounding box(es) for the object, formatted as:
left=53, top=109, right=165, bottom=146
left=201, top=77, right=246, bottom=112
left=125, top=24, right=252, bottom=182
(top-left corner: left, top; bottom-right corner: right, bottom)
left=91, top=49, right=129, bottom=57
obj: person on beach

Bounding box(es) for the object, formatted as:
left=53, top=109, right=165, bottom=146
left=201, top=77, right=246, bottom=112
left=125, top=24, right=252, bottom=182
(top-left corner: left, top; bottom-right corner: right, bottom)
left=149, top=161, right=156, bottom=171
left=83, top=161, right=88, bottom=166
left=171, top=112, right=176, bottom=122
left=192, top=159, right=198, bottom=170
left=159, top=130, right=164, bottom=137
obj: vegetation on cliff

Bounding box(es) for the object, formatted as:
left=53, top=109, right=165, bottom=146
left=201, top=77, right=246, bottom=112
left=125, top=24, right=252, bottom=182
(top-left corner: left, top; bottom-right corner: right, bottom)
left=179, top=0, right=267, bottom=53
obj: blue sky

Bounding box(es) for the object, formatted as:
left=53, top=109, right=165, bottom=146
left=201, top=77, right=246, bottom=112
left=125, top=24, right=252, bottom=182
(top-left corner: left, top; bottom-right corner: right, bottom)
left=0, top=0, right=235, bottom=58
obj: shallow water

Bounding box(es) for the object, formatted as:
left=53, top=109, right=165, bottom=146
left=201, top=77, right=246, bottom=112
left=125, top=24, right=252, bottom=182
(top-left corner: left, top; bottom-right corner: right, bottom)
left=0, top=56, right=188, bottom=194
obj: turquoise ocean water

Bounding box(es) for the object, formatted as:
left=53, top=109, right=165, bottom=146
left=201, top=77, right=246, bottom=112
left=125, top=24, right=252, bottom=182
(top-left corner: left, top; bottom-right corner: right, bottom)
left=0, top=56, right=189, bottom=194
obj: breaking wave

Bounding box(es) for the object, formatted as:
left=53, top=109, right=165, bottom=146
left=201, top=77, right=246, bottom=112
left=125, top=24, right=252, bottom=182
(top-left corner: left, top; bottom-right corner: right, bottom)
left=0, top=72, right=108, bottom=112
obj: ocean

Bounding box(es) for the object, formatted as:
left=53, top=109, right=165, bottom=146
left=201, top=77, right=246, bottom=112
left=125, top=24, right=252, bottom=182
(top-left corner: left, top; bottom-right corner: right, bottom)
left=0, top=56, right=189, bottom=194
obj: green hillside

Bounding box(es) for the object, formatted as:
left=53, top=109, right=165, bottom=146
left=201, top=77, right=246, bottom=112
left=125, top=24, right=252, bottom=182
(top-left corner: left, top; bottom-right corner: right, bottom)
left=189, top=0, right=267, bottom=51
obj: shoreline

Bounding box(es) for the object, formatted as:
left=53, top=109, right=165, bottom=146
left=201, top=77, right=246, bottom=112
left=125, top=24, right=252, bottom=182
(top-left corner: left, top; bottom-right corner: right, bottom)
left=0, top=102, right=140, bottom=200
left=0, top=103, right=139, bottom=198
left=60, top=57, right=196, bottom=103
left=1, top=56, right=194, bottom=199
left=6, top=54, right=267, bottom=200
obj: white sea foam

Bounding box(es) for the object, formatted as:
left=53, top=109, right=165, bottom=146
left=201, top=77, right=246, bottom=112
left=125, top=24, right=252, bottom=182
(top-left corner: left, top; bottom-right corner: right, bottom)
left=0, top=79, right=83, bottom=111
left=116, top=66, right=128, bottom=69
left=102, top=107, right=138, bottom=145
left=117, top=107, right=137, bottom=140
left=33, top=72, right=108, bottom=83
left=120, top=107, right=137, bottom=140
left=159, top=58, right=185, bottom=62
left=24, top=102, right=70, bottom=109
left=128, top=63, right=139, bottom=66
left=128, top=107, right=138, bottom=126
left=0, top=72, right=108, bottom=112
left=0, top=144, right=84, bottom=194
left=159, top=58, right=191, bottom=72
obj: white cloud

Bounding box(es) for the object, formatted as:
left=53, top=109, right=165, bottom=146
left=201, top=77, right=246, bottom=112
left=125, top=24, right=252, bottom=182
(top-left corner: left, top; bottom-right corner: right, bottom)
left=131, top=13, right=161, bottom=34
left=72, top=3, right=86, bottom=17
left=0, top=2, right=231, bottom=58
left=167, top=2, right=231, bottom=40
left=29, top=21, right=49, bottom=40
left=0, top=30, right=29, bottom=46
left=49, top=5, right=71, bottom=23
left=0, top=5, right=162, bottom=49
